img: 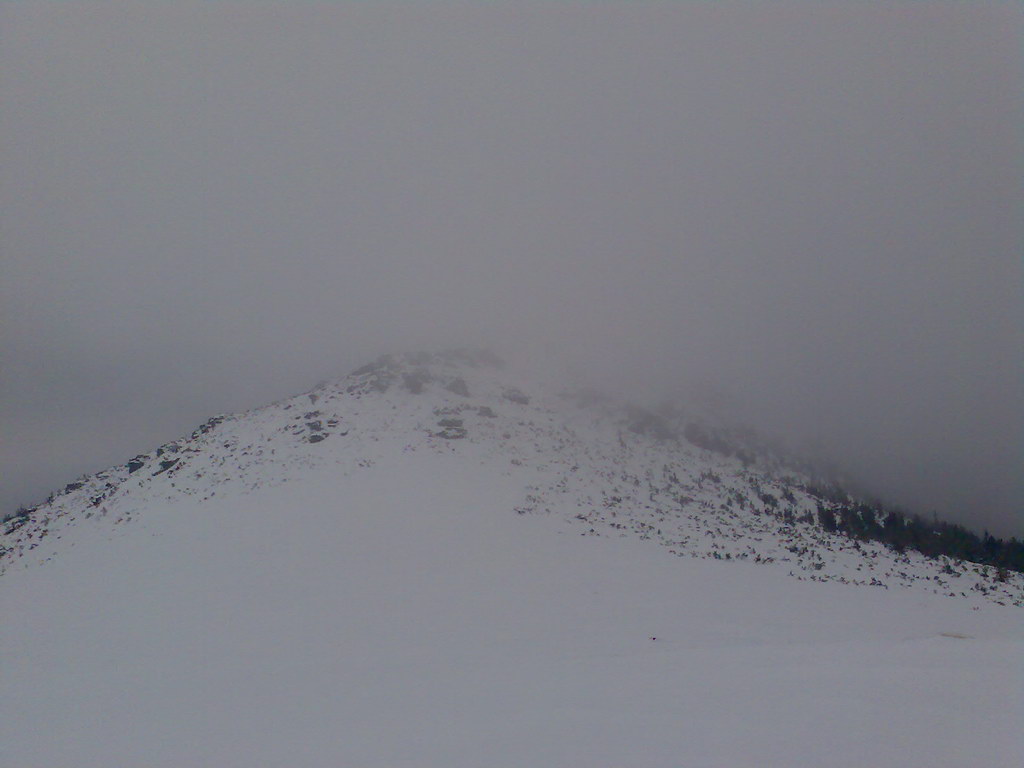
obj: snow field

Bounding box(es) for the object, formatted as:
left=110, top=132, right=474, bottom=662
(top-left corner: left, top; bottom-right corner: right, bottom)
left=3, top=451, right=1021, bottom=767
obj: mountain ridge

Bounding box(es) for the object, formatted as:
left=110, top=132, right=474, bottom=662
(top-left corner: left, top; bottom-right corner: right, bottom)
left=3, top=349, right=1022, bottom=767
left=4, top=349, right=1021, bottom=606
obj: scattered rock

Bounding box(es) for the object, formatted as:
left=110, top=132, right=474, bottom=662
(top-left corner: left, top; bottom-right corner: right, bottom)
left=2, top=508, right=31, bottom=535
left=434, top=406, right=464, bottom=417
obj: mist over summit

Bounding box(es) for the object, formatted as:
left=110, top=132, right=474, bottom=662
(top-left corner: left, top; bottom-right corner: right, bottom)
left=1, top=4, right=1020, bottom=760
left=2, top=347, right=1022, bottom=766
left=6, top=348, right=1021, bottom=599
left=2, top=3, right=1020, bottom=541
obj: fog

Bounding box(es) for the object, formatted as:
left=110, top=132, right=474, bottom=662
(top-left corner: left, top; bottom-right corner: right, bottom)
left=2, top=3, right=1020, bottom=536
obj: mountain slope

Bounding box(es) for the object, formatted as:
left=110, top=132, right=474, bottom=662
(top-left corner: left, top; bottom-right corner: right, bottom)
left=5, top=350, right=1021, bottom=604
left=2, top=350, right=1022, bottom=766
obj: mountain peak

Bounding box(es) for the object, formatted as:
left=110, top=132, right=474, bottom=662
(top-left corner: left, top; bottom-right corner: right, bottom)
left=325, top=348, right=509, bottom=399
left=3, top=349, right=1022, bottom=607
left=3, top=349, right=1022, bottom=766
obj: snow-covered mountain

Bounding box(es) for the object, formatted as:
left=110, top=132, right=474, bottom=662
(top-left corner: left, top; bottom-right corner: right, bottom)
left=5, top=349, right=1020, bottom=604
left=2, top=350, right=1022, bottom=767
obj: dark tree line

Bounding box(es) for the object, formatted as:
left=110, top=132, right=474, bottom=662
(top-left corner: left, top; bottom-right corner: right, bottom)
left=679, top=420, right=1022, bottom=576
left=814, top=498, right=1023, bottom=575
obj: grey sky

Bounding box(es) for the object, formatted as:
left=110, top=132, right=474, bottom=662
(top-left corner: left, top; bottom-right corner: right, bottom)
left=2, top=3, right=1021, bottom=535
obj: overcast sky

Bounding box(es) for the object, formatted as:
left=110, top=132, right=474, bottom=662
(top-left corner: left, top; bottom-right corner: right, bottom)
left=2, top=2, right=1021, bottom=536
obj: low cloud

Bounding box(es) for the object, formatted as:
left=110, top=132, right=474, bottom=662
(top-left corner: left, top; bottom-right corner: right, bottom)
left=2, top=3, right=1020, bottom=536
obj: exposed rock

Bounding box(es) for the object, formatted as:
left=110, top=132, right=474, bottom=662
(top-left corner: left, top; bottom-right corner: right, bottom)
left=403, top=369, right=433, bottom=394
left=347, top=355, right=399, bottom=394
left=434, top=406, right=466, bottom=417
left=503, top=387, right=529, bottom=405
left=191, top=416, right=226, bottom=439
left=153, top=459, right=179, bottom=476
left=8, top=348, right=1020, bottom=609
left=3, top=508, right=31, bottom=535
left=445, top=377, right=471, bottom=397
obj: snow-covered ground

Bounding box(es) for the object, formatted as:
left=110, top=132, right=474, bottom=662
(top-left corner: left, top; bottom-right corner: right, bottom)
left=3, top=352, right=1021, bottom=766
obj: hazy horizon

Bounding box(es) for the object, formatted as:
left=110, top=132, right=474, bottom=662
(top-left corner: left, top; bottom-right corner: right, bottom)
left=2, top=2, right=1021, bottom=536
